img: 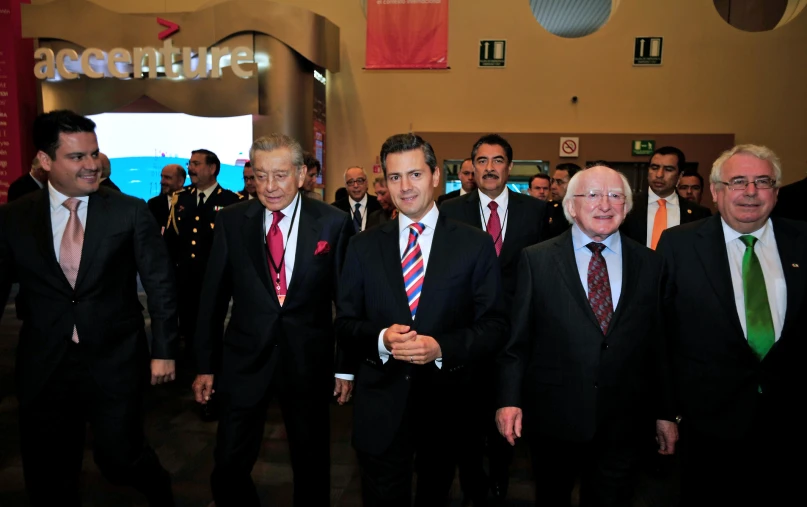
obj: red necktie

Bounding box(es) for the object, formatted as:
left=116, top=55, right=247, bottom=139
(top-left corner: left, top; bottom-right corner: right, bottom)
left=402, top=223, right=425, bottom=318
left=487, top=201, right=503, bottom=256
left=59, top=198, right=83, bottom=343
left=266, top=211, right=288, bottom=305
left=586, top=242, right=613, bottom=334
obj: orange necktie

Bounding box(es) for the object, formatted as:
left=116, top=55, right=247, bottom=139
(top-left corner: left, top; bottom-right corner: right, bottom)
left=650, top=199, right=667, bottom=250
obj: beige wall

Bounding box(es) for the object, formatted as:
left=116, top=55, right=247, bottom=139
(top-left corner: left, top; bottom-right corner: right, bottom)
left=47, top=0, right=807, bottom=200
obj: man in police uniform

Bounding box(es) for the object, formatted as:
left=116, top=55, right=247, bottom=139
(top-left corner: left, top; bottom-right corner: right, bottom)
left=164, top=149, right=244, bottom=368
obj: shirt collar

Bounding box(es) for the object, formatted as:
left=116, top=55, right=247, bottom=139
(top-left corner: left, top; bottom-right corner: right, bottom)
left=196, top=182, right=219, bottom=198
left=571, top=223, right=622, bottom=255
left=477, top=188, right=509, bottom=210
left=721, top=217, right=773, bottom=246
left=265, top=192, right=301, bottom=219
left=399, top=202, right=439, bottom=236
left=349, top=194, right=368, bottom=209
left=29, top=173, right=44, bottom=188
left=48, top=181, right=89, bottom=211
left=459, top=187, right=468, bottom=196
left=648, top=187, right=679, bottom=207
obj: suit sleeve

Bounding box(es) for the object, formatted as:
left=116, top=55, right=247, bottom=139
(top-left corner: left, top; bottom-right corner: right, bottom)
left=432, top=238, right=509, bottom=370
left=496, top=249, right=534, bottom=408
left=0, top=206, right=12, bottom=325
left=332, top=212, right=357, bottom=375
left=195, top=213, right=233, bottom=374
left=655, top=233, right=678, bottom=421
left=132, top=199, right=179, bottom=359
left=335, top=237, right=387, bottom=361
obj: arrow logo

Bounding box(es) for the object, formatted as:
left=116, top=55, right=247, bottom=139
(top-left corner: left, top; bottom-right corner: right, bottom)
left=157, top=18, right=179, bottom=40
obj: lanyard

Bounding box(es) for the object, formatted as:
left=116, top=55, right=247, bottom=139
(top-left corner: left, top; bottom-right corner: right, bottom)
left=263, top=196, right=301, bottom=291
left=479, top=199, right=508, bottom=246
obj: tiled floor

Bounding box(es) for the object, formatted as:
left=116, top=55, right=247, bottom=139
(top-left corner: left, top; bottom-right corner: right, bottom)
left=0, top=289, right=679, bottom=506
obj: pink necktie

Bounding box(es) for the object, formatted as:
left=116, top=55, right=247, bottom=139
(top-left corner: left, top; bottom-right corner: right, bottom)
left=266, top=211, right=288, bottom=306
left=59, top=198, right=84, bottom=343
left=487, top=201, right=503, bottom=256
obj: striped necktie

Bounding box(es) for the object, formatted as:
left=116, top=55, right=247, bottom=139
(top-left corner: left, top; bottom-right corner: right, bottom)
left=402, top=223, right=425, bottom=318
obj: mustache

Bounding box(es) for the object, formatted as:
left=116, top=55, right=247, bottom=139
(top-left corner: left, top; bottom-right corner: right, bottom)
left=482, top=172, right=499, bottom=180
left=189, top=170, right=198, bottom=177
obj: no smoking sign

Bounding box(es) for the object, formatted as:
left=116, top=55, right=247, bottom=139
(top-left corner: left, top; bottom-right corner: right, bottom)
left=559, top=137, right=579, bottom=158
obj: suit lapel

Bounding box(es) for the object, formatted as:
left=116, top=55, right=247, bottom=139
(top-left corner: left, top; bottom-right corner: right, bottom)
left=287, top=197, right=321, bottom=301
left=636, top=194, right=649, bottom=244
left=772, top=218, right=807, bottom=342
left=498, top=189, right=521, bottom=265
left=553, top=231, right=602, bottom=331
left=242, top=200, right=279, bottom=308
left=33, top=188, right=71, bottom=289
left=607, top=236, right=642, bottom=336
left=75, top=190, right=110, bottom=289
left=464, top=191, right=483, bottom=229
left=694, top=216, right=745, bottom=339
left=379, top=219, right=412, bottom=320
left=416, top=215, right=453, bottom=326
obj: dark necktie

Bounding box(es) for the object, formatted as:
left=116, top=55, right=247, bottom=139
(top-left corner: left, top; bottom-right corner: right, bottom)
left=586, top=242, right=613, bottom=334
left=487, top=201, right=503, bottom=256
left=739, top=235, right=775, bottom=359
left=353, top=202, right=362, bottom=232
left=198, top=192, right=206, bottom=207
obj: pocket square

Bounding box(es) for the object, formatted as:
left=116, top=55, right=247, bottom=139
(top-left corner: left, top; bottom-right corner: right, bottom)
left=314, top=241, right=331, bottom=255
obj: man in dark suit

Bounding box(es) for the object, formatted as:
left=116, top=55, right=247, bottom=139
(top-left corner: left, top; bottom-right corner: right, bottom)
left=437, top=157, right=476, bottom=206
left=192, top=134, right=354, bottom=507
left=366, top=175, right=397, bottom=229
left=772, top=173, right=807, bottom=221
left=98, top=153, right=121, bottom=192
left=7, top=156, right=48, bottom=202
left=677, top=169, right=706, bottom=205
left=0, top=110, right=177, bottom=506
left=497, top=165, right=678, bottom=506
left=441, top=133, right=546, bottom=503
left=621, top=146, right=711, bottom=249
left=545, top=163, right=581, bottom=239
left=335, top=133, right=508, bottom=507
left=147, top=163, right=186, bottom=231
left=657, top=145, right=807, bottom=506
left=332, top=166, right=381, bottom=232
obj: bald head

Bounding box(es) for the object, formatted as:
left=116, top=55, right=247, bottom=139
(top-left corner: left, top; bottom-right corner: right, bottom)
left=160, top=163, right=186, bottom=195
left=98, top=153, right=111, bottom=179
left=563, top=166, right=633, bottom=242
left=344, top=166, right=369, bottom=201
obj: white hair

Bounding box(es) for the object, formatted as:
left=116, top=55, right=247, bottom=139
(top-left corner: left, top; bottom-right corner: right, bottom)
left=343, top=166, right=367, bottom=182
left=562, top=166, right=634, bottom=224
left=710, top=144, right=782, bottom=187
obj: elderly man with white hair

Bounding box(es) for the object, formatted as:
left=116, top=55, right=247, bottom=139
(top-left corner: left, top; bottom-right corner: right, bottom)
left=332, top=165, right=382, bottom=232
left=656, top=144, right=807, bottom=506
left=496, top=165, right=677, bottom=507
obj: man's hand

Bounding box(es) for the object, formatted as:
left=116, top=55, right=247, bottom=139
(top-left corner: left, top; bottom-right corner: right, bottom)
left=391, top=334, right=442, bottom=364
left=496, top=407, right=523, bottom=446
left=150, top=359, right=176, bottom=385
left=656, top=419, right=678, bottom=455
left=334, top=378, right=354, bottom=405
left=192, top=374, right=215, bottom=404
left=383, top=324, right=417, bottom=351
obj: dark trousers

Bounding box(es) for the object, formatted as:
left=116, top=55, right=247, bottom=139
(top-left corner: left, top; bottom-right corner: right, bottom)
left=357, top=388, right=459, bottom=507
left=177, top=269, right=203, bottom=349
left=210, top=385, right=331, bottom=507
left=529, top=433, right=638, bottom=507
left=18, top=343, right=173, bottom=507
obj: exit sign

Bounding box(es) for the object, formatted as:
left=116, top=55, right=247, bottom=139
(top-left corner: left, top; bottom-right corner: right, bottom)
left=632, top=140, right=655, bottom=156
left=479, top=40, right=506, bottom=68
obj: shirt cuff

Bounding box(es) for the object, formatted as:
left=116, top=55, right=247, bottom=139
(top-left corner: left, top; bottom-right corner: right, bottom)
left=378, top=328, right=391, bottom=364
left=334, top=374, right=354, bottom=381
left=435, top=358, right=442, bottom=369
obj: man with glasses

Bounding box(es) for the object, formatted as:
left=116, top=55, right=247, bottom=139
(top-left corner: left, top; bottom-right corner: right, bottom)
left=497, top=165, right=678, bottom=506
left=656, top=145, right=807, bottom=506
left=546, top=163, right=580, bottom=239
left=621, top=146, right=710, bottom=249
left=677, top=169, right=705, bottom=205
left=332, top=166, right=381, bottom=232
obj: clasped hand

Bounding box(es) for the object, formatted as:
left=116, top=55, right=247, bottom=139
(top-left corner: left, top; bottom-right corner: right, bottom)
left=384, top=324, right=442, bottom=365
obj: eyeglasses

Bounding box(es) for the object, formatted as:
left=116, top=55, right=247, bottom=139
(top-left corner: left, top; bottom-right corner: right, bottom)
left=573, top=192, right=627, bottom=205
left=717, top=177, right=776, bottom=191
left=346, top=178, right=367, bottom=186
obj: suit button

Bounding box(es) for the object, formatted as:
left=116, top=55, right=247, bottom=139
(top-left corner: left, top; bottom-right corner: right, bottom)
left=601, top=343, right=609, bottom=350
left=191, top=240, right=196, bottom=245
left=191, top=253, right=196, bottom=259
left=594, top=382, right=599, bottom=388
left=405, top=375, right=411, bottom=381
left=72, top=300, right=78, bottom=305
left=195, top=216, right=200, bottom=221
left=193, top=228, right=197, bottom=233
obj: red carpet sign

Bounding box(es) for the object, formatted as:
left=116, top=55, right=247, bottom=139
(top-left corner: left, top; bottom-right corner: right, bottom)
left=366, top=0, right=449, bottom=69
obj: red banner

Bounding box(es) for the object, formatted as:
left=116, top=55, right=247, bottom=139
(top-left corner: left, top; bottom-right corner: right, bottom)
left=366, top=0, right=449, bottom=70
left=0, top=0, right=35, bottom=204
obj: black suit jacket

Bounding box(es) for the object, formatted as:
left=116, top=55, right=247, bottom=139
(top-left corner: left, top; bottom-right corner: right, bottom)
left=545, top=200, right=571, bottom=239
left=772, top=177, right=807, bottom=222
left=147, top=194, right=170, bottom=231
left=195, top=197, right=354, bottom=407
left=335, top=213, right=509, bottom=455
left=332, top=195, right=382, bottom=217
left=100, top=178, right=121, bottom=192
left=620, top=193, right=711, bottom=246
left=7, top=173, right=43, bottom=202
left=365, top=208, right=394, bottom=229
left=440, top=189, right=547, bottom=304
left=436, top=189, right=460, bottom=206
left=656, top=215, right=807, bottom=439
left=0, top=187, right=178, bottom=403
left=497, top=230, right=673, bottom=442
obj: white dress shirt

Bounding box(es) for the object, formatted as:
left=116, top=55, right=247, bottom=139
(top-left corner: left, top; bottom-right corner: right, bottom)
left=721, top=219, right=787, bottom=342
left=377, top=203, right=442, bottom=368
left=349, top=194, right=369, bottom=231
left=571, top=225, right=623, bottom=311
left=459, top=187, right=468, bottom=196
left=49, top=182, right=89, bottom=259
left=645, top=188, right=681, bottom=248
left=196, top=182, right=219, bottom=206
left=477, top=188, right=509, bottom=244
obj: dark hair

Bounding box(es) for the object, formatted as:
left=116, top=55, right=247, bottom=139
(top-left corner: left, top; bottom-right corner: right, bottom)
left=471, top=134, right=513, bottom=164
left=335, top=187, right=348, bottom=201
left=192, top=149, right=221, bottom=176
left=679, top=169, right=704, bottom=188
left=651, top=146, right=686, bottom=172
left=303, top=152, right=322, bottom=175
left=380, top=133, right=438, bottom=176
left=555, top=163, right=581, bottom=178
left=244, top=161, right=251, bottom=168
left=529, top=173, right=550, bottom=187
left=33, top=110, right=96, bottom=159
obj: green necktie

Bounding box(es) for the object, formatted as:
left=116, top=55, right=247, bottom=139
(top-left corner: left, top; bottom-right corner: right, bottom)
left=739, top=235, right=775, bottom=360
